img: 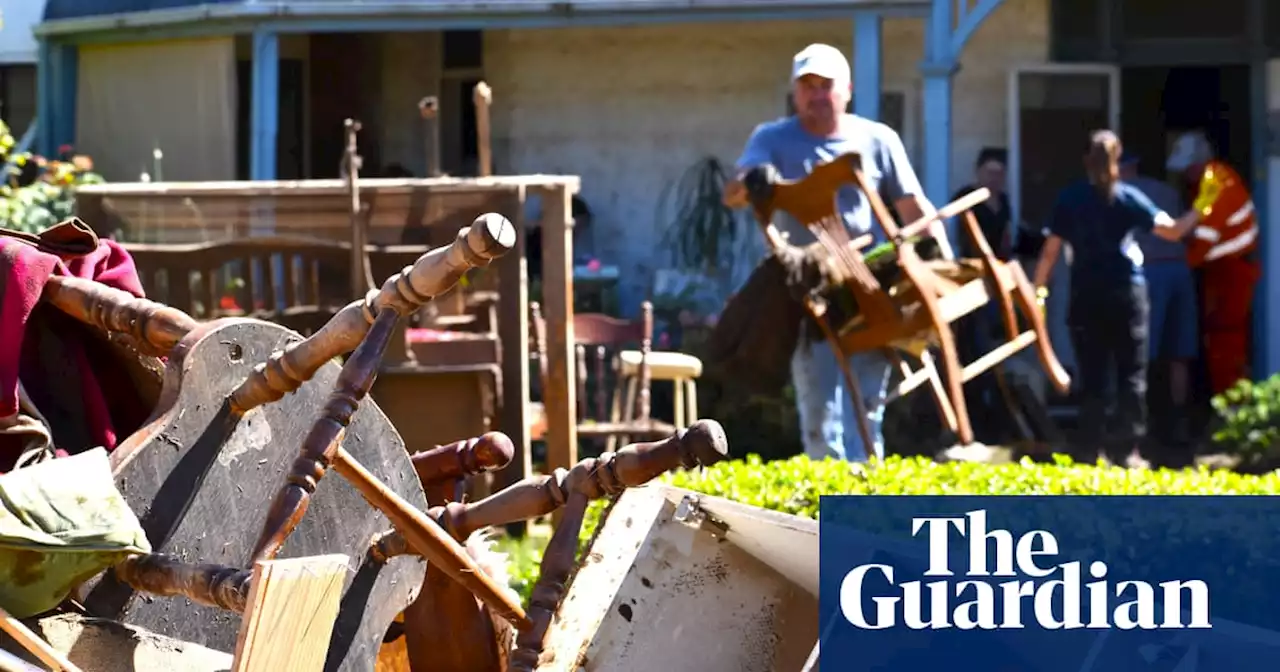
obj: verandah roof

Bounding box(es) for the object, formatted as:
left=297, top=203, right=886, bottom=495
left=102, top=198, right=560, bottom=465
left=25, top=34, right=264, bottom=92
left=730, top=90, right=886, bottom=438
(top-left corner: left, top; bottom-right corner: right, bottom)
left=38, top=0, right=927, bottom=37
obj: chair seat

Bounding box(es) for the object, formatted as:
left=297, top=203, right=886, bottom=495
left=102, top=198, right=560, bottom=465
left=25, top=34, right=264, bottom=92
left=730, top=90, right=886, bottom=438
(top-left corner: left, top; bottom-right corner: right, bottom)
left=617, top=350, right=703, bottom=379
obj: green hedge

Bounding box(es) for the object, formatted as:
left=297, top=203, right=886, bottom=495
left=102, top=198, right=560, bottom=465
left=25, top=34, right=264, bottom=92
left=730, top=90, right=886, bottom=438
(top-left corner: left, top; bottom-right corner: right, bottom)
left=1211, top=374, right=1280, bottom=465
left=500, top=454, right=1280, bottom=601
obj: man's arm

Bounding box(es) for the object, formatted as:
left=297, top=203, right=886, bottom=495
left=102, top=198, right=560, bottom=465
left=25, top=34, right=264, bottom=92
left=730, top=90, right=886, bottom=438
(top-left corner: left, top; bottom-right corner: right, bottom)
left=1032, top=235, right=1062, bottom=289
left=724, top=123, right=773, bottom=209
left=1033, top=191, right=1071, bottom=291
left=878, top=130, right=955, bottom=259
left=1129, top=186, right=1198, bottom=241
left=1151, top=211, right=1199, bottom=241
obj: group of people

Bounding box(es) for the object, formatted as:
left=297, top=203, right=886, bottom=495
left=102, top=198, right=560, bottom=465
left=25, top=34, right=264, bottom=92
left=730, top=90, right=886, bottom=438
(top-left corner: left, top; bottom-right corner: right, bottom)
left=724, top=42, right=1260, bottom=467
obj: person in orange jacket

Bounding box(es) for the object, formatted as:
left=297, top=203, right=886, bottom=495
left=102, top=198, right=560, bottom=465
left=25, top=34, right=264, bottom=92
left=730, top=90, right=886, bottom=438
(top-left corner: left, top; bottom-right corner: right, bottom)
left=1165, top=130, right=1261, bottom=395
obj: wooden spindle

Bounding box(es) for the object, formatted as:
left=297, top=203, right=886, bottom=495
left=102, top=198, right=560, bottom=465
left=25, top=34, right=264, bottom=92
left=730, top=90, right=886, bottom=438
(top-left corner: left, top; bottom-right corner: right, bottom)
left=228, top=214, right=515, bottom=414
left=251, top=306, right=529, bottom=627
left=574, top=344, right=588, bottom=422
left=330, top=445, right=530, bottom=629
left=637, top=301, right=653, bottom=421
left=373, top=419, right=729, bottom=553
left=594, top=345, right=606, bottom=422
left=508, top=490, right=589, bottom=672
left=250, top=307, right=400, bottom=563
left=411, top=431, right=514, bottom=489
left=42, top=275, right=199, bottom=357
left=112, top=554, right=252, bottom=613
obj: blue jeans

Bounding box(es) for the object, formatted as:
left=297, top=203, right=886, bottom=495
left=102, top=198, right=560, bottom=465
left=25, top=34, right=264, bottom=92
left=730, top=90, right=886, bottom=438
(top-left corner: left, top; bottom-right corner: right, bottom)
left=1143, top=260, right=1199, bottom=360
left=790, top=341, right=892, bottom=462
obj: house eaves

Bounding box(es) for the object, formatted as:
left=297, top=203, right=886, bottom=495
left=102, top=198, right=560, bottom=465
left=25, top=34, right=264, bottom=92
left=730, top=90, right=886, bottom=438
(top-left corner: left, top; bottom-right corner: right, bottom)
left=35, top=0, right=929, bottom=38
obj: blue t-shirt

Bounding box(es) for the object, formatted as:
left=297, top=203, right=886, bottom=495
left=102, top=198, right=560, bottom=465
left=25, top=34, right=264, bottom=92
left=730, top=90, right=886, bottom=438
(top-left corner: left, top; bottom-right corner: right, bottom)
left=735, top=115, right=921, bottom=247
left=1047, top=180, right=1165, bottom=293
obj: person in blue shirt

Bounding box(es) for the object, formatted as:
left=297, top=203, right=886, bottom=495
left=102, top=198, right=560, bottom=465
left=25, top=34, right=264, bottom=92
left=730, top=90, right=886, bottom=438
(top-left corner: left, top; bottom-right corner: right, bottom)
left=1032, top=131, right=1199, bottom=467
left=722, top=43, right=951, bottom=462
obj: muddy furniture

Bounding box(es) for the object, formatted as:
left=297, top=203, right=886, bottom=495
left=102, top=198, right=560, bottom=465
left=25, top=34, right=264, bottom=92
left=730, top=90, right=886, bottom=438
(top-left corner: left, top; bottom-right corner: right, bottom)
left=37, top=215, right=514, bottom=671
left=79, top=174, right=584, bottom=503
left=529, top=301, right=677, bottom=452
left=371, top=420, right=729, bottom=672
left=539, top=486, right=818, bottom=672
left=124, top=237, right=504, bottom=454
left=744, top=153, right=1071, bottom=452
left=6, top=555, right=352, bottom=672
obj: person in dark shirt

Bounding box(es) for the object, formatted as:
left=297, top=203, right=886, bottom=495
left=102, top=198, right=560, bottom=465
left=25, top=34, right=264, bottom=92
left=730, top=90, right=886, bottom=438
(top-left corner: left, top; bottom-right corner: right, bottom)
left=952, top=148, right=1013, bottom=443
left=1120, top=153, right=1197, bottom=448
left=1032, top=131, right=1199, bottom=467
left=952, top=147, right=1012, bottom=260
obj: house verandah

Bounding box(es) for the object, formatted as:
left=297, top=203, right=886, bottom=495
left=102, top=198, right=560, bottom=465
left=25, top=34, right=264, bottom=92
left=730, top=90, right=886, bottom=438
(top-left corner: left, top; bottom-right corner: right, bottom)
left=33, top=0, right=1280, bottom=379
left=33, top=0, right=1011, bottom=291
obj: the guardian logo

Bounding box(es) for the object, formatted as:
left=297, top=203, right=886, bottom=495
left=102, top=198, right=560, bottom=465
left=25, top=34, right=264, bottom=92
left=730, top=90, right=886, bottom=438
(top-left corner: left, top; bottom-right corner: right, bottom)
left=840, top=510, right=1212, bottom=631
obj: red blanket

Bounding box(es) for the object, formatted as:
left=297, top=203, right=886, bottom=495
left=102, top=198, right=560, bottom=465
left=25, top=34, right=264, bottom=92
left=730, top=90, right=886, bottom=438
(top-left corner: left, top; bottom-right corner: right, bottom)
left=0, top=220, right=147, bottom=471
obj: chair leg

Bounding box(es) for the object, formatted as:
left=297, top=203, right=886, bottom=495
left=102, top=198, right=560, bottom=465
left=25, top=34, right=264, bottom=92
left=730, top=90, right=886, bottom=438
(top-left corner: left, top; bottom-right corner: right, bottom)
left=892, top=245, right=974, bottom=446
left=685, top=379, right=698, bottom=424
left=613, top=376, right=639, bottom=451
left=605, top=373, right=628, bottom=453
left=919, top=351, right=959, bottom=434
left=673, top=380, right=686, bottom=428
left=934, top=327, right=974, bottom=445
left=1008, top=260, right=1071, bottom=395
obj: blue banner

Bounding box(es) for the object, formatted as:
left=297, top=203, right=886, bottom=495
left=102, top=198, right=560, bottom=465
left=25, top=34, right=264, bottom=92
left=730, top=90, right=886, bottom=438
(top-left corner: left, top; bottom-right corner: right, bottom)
left=818, top=496, right=1280, bottom=671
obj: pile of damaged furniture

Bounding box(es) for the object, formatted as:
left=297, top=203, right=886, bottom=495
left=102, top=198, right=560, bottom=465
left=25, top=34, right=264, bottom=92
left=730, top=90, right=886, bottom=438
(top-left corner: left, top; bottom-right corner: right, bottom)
left=0, top=215, right=819, bottom=672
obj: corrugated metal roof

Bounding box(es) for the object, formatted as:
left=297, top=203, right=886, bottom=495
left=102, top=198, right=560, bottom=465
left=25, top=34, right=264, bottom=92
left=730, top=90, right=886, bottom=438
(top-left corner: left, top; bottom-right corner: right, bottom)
left=43, top=0, right=240, bottom=23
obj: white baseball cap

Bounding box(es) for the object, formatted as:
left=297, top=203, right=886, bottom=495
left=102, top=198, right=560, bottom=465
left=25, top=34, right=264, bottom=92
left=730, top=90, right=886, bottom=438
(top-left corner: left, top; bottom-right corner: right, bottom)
left=791, top=43, right=851, bottom=85
left=1166, top=130, right=1213, bottom=172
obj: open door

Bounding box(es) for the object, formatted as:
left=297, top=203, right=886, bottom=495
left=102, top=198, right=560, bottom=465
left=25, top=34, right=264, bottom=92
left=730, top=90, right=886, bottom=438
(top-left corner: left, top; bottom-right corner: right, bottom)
left=1007, top=64, right=1120, bottom=391
left=1263, top=60, right=1280, bottom=377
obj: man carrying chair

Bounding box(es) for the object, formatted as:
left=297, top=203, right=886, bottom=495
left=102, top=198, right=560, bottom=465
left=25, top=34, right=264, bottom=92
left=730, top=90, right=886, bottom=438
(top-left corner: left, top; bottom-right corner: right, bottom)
left=722, top=43, right=950, bottom=462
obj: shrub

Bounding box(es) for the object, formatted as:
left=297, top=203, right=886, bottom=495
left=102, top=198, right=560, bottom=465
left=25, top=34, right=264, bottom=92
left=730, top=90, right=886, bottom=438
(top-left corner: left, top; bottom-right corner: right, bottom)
left=502, top=453, right=1280, bottom=601
left=1210, top=374, right=1280, bottom=466
left=0, top=121, right=103, bottom=234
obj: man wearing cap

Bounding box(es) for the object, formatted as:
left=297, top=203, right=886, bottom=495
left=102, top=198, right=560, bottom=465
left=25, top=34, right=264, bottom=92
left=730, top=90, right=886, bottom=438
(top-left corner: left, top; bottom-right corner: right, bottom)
left=1166, top=129, right=1260, bottom=396
left=1120, top=152, right=1197, bottom=447
left=1032, top=131, right=1201, bottom=468
left=723, top=43, right=952, bottom=462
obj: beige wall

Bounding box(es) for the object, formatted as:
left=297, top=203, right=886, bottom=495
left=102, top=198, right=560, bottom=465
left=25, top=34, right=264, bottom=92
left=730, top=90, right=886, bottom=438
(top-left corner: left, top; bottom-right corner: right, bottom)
left=77, top=38, right=237, bottom=182
left=951, top=0, right=1051, bottom=187
left=378, top=32, right=444, bottom=177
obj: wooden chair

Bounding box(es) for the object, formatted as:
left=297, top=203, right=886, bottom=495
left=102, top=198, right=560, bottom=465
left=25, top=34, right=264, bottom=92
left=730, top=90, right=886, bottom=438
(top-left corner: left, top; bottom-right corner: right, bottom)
left=33, top=216, right=513, bottom=671
left=25, top=215, right=727, bottom=672
left=616, top=349, right=702, bottom=429
left=528, top=301, right=677, bottom=450
left=744, top=153, right=1071, bottom=454
left=126, top=236, right=426, bottom=337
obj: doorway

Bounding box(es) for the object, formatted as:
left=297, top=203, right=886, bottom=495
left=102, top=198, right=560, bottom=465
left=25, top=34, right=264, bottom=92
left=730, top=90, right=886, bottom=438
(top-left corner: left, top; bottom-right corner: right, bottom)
left=1008, top=64, right=1120, bottom=383
left=1119, top=65, right=1252, bottom=186
left=1119, top=64, right=1253, bottom=429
